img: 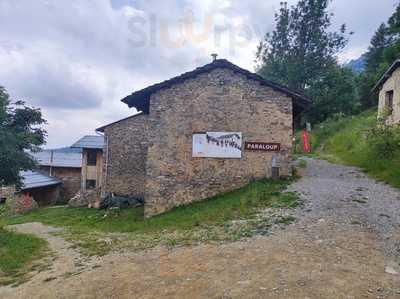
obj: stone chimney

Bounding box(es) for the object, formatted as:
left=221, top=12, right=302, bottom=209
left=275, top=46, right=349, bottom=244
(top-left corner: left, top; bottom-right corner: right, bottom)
left=211, top=53, right=218, bottom=62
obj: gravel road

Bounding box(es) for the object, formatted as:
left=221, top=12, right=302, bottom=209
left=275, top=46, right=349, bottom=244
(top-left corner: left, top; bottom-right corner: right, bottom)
left=288, top=157, right=400, bottom=274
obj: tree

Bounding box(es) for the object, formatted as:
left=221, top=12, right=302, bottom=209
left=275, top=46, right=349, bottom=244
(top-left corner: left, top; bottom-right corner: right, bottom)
left=306, top=65, right=358, bottom=122
left=356, top=72, right=379, bottom=110
left=256, top=2, right=292, bottom=86
left=0, top=86, right=46, bottom=187
left=364, top=23, right=391, bottom=73
left=388, top=3, right=400, bottom=35
left=256, top=0, right=354, bottom=123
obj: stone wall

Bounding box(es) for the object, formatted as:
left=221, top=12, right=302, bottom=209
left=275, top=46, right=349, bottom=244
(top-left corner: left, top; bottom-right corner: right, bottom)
left=29, top=185, right=60, bottom=207
left=38, top=166, right=81, bottom=203
left=103, top=114, right=148, bottom=199
left=144, top=68, right=293, bottom=217
left=59, top=176, right=81, bottom=203
left=378, top=67, right=400, bottom=124
left=0, top=186, right=15, bottom=201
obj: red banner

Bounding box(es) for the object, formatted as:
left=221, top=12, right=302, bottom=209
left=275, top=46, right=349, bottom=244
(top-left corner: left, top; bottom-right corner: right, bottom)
left=301, top=129, right=311, bottom=153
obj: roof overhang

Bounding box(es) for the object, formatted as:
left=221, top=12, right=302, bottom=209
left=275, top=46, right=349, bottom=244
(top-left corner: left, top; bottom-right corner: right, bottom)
left=96, top=112, right=144, bottom=132
left=372, top=59, right=400, bottom=93
left=71, top=135, right=104, bottom=149
left=19, top=171, right=62, bottom=191
left=120, top=59, right=311, bottom=115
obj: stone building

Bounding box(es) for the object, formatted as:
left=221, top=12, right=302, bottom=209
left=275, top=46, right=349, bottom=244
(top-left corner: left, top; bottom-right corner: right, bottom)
left=373, top=59, right=400, bottom=124
left=97, top=58, right=310, bottom=217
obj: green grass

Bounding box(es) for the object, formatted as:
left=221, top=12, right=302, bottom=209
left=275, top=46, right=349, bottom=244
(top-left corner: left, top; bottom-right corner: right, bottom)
left=0, top=178, right=299, bottom=255
left=2, top=178, right=297, bottom=233
left=0, top=227, right=48, bottom=284
left=304, top=110, right=400, bottom=188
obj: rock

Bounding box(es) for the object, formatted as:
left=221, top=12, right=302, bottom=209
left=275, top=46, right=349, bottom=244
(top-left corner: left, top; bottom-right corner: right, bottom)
left=6, top=193, right=38, bottom=215
left=296, top=279, right=306, bottom=286
left=97, top=238, right=112, bottom=245
left=68, top=191, right=87, bottom=207
left=385, top=266, right=399, bottom=275
left=379, top=214, right=390, bottom=218
left=352, top=197, right=368, bottom=204
left=68, top=189, right=100, bottom=208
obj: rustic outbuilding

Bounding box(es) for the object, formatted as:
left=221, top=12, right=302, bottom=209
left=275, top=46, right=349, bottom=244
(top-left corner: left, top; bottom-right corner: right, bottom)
left=97, top=58, right=310, bottom=217
left=31, top=149, right=82, bottom=201
left=19, top=170, right=62, bottom=206
left=373, top=59, right=400, bottom=124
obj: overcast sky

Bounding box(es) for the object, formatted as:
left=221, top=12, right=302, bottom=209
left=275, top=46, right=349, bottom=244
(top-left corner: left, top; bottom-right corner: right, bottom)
left=0, top=0, right=398, bottom=148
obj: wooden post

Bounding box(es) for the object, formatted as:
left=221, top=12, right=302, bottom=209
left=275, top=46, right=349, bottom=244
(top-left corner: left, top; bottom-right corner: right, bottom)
left=81, top=150, right=87, bottom=191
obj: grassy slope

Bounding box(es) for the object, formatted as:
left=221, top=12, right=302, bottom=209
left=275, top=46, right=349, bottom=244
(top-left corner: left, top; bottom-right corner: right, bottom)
left=2, top=178, right=297, bottom=234
left=0, top=228, right=47, bottom=284
left=1, top=178, right=298, bottom=255
left=0, top=204, right=48, bottom=281
left=307, top=110, right=400, bottom=188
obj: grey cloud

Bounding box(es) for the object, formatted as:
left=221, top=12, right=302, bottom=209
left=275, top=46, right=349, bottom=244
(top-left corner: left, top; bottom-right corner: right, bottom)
left=6, top=64, right=102, bottom=109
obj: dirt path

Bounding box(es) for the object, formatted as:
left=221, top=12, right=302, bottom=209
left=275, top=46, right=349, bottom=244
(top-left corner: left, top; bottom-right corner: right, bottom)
left=288, top=158, right=400, bottom=275
left=2, top=222, right=100, bottom=292
left=1, top=158, right=400, bottom=299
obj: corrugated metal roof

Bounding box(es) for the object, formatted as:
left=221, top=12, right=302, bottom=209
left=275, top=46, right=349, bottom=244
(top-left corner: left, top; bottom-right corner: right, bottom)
left=31, top=150, right=82, bottom=168
left=20, top=171, right=62, bottom=190
left=71, top=135, right=104, bottom=149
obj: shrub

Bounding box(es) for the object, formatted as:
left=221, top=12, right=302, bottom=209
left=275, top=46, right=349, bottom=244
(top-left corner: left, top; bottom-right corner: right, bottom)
left=366, top=119, right=400, bottom=159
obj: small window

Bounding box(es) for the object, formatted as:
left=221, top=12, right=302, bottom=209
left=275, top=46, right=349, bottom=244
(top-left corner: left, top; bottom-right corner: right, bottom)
left=386, top=90, right=394, bottom=115
left=86, top=179, right=96, bottom=189
left=87, top=151, right=97, bottom=166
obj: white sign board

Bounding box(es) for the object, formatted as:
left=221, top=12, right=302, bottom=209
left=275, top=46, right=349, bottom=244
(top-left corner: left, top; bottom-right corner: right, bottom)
left=192, top=132, right=242, bottom=158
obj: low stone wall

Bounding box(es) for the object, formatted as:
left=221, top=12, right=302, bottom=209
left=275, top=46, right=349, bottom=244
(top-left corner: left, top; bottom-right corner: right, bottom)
left=6, top=193, right=38, bottom=214
left=0, top=186, right=15, bottom=201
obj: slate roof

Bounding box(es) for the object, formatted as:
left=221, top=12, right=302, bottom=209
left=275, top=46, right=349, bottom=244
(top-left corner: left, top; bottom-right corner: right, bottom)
left=372, top=59, right=400, bottom=92
left=71, top=135, right=104, bottom=149
left=121, top=59, right=311, bottom=114
left=20, top=171, right=62, bottom=191
left=96, top=112, right=143, bottom=132
left=31, top=150, right=82, bottom=168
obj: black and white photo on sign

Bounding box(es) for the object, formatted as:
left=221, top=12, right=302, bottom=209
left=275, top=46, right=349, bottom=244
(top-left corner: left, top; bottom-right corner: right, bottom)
left=192, top=132, right=242, bottom=158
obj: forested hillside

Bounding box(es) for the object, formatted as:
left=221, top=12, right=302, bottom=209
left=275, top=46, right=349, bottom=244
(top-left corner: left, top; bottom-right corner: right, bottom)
left=256, top=0, right=400, bottom=187
left=256, top=0, right=400, bottom=125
